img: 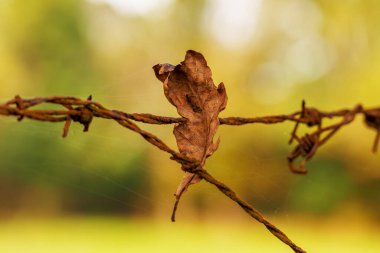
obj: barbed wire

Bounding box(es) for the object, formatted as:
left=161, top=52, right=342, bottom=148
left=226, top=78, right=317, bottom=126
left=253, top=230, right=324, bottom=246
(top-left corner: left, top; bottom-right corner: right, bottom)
left=1, top=95, right=380, bottom=253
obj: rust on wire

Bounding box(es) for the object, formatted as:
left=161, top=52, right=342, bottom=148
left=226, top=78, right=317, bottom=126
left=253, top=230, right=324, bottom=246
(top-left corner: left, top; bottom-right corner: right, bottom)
left=364, top=108, right=380, bottom=152
left=1, top=51, right=379, bottom=253
left=1, top=96, right=378, bottom=253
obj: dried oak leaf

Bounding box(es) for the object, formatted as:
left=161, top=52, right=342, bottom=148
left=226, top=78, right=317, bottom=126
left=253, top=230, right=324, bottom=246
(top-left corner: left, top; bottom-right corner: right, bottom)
left=153, top=50, right=227, bottom=199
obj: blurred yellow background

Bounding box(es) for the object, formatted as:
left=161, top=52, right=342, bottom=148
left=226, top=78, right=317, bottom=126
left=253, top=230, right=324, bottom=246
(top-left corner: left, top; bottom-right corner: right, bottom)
left=1, top=0, right=380, bottom=252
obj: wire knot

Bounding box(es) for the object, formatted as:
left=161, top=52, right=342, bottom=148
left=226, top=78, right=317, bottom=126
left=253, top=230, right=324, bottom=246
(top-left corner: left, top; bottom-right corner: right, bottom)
left=182, top=163, right=203, bottom=174
left=288, top=132, right=320, bottom=174
left=289, top=100, right=322, bottom=145
left=302, top=106, right=322, bottom=127
left=14, top=95, right=26, bottom=121
left=62, top=95, right=93, bottom=138
left=71, top=105, right=93, bottom=132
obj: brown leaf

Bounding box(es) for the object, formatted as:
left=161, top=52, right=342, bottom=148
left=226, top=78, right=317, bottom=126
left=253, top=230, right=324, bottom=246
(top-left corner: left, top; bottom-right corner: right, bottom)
left=154, top=50, right=227, bottom=198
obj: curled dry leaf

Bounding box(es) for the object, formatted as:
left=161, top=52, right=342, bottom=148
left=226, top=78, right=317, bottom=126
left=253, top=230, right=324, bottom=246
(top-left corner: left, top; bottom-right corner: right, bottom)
left=153, top=50, right=227, bottom=204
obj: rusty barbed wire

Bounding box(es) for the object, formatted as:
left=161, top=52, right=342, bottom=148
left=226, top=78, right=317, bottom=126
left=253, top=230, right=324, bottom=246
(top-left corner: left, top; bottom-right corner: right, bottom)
left=1, top=95, right=380, bottom=253
left=0, top=95, right=195, bottom=166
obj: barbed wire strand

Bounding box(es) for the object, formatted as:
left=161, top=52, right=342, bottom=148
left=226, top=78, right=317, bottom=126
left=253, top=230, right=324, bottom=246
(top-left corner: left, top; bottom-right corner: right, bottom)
left=2, top=95, right=380, bottom=253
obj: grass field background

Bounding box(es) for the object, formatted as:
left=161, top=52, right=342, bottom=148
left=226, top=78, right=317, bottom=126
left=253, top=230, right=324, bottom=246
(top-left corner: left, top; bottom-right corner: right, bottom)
left=0, top=215, right=379, bottom=253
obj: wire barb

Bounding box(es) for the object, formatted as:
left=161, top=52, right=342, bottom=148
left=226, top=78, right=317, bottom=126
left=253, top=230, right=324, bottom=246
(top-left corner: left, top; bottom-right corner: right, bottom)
left=363, top=108, right=380, bottom=153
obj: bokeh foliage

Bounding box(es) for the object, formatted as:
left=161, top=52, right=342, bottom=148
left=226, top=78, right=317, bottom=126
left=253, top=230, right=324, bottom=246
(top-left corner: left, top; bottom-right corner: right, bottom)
left=0, top=0, right=380, bottom=221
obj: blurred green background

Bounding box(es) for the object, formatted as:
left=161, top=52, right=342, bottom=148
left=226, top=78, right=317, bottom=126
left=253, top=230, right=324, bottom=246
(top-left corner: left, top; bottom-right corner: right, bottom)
left=1, top=0, right=380, bottom=252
